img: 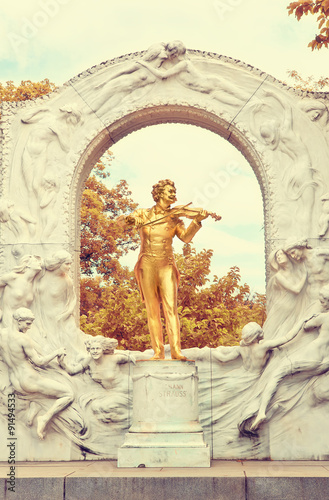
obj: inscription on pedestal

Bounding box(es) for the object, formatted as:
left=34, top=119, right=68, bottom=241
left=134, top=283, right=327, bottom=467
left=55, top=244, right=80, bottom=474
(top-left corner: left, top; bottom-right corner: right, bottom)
left=118, top=360, right=210, bottom=467
left=159, top=384, right=187, bottom=398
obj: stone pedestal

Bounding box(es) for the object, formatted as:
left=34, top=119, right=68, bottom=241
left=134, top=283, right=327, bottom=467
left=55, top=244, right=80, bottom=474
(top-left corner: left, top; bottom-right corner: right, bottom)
left=118, top=360, right=210, bottom=467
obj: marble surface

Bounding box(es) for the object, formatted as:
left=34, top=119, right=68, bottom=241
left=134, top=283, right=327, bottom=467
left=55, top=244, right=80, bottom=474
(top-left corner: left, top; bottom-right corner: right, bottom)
left=0, top=40, right=329, bottom=463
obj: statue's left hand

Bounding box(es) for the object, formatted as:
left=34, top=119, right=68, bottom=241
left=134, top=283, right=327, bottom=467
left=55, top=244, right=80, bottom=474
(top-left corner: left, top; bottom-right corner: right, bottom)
left=194, top=210, right=209, bottom=223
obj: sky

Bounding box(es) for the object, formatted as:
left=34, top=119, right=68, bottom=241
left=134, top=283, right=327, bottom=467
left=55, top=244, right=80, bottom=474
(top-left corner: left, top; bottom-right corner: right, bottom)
left=1, top=0, right=328, bottom=294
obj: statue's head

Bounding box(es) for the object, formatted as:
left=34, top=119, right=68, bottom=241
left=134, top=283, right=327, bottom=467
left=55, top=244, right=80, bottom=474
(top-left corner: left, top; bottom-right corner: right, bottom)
left=259, top=120, right=279, bottom=145
left=240, top=322, right=263, bottom=346
left=166, top=40, right=186, bottom=58
left=59, top=104, right=82, bottom=125
left=13, top=307, right=35, bottom=333
left=13, top=255, right=42, bottom=274
left=299, top=99, right=328, bottom=124
left=284, top=239, right=309, bottom=262
left=45, top=250, right=72, bottom=271
left=152, top=179, right=176, bottom=203
left=143, top=42, right=167, bottom=62
left=85, top=336, right=118, bottom=359
left=269, top=248, right=290, bottom=272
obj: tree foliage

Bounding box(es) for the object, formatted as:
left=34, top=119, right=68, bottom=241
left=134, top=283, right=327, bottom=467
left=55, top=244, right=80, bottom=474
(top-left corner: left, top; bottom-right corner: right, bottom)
left=80, top=244, right=266, bottom=351
left=80, top=156, right=139, bottom=281
left=287, top=0, right=329, bottom=49
left=0, top=79, right=56, bottom=117
left=287, top=69, right=329, bottom=90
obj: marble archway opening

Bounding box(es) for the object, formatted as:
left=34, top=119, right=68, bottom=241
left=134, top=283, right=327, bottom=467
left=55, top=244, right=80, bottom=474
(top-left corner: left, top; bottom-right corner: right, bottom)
left=76, top=114, right=266, bottom=300
left=1, top=41, right=329, bottom=461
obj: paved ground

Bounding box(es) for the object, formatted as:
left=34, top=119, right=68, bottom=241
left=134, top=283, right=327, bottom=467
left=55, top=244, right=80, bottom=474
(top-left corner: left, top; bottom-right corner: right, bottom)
left=2, top=460, right=329, bottom=500
left=1, top=459, right=329, bottom=478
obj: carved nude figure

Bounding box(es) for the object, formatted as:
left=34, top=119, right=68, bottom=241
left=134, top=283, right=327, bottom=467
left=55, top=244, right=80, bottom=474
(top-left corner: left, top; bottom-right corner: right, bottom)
left=137, top=40, right=250, bottom=107
left=262, top=248, right=308, bottom=339
left=20, top=105, right=82, bottom=226
left=89, top=42, right=169, bottom=115
left=249, top=285, right=329, bottom=432
left=285, top=240, right=329, bottom=307
left=39, top=173, right=61, bottom=241
left=37, top=250, right=85, bottom=353
left=0, top=308, right=72, bottom=439
left=0, top=199, right=36, bottom=241
left=59, top=336, right=134, bottom=426
left=319, top=192, right=329, bottom=238
left=213, top=321, right=300, bottom=374
left=59, top=336, right=134, bottom=391
left=0, top=255, right=42, bottom=327
left=251, top=91, right=320, bottom=236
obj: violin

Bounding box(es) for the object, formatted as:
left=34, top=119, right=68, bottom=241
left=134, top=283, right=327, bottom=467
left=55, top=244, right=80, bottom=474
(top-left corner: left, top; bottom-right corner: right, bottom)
left=141, top=202, right=222, bottom=227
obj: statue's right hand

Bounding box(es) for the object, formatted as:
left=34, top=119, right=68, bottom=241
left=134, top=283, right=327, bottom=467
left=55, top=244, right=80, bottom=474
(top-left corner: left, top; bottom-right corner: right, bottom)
left=125, top=216, right=144, bottom=228
left=125, top=215, right=136, bottom=226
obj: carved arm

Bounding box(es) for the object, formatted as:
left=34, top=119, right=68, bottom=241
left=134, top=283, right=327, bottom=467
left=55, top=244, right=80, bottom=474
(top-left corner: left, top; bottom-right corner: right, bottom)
left=24, top=342, right=66, bottom=368
left=137, top=59, right=188, bottom=80
left=211, top=346, right=241, bottom=363
left=275, top=270, right=307, bottom=295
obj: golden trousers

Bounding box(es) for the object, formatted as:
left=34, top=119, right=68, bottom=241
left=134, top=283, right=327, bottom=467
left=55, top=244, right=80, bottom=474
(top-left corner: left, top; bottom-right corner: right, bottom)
left=137, top=254, right=181, bottom=356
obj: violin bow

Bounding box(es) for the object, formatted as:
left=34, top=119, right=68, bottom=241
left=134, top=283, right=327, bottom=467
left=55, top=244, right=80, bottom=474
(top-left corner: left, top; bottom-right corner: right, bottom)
left=140, top=203, right=193, bottom=228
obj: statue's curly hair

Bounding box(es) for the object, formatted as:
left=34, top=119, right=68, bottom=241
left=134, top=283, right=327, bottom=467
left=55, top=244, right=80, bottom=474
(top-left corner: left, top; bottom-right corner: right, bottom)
left=151, top=179, right=175, bottom=202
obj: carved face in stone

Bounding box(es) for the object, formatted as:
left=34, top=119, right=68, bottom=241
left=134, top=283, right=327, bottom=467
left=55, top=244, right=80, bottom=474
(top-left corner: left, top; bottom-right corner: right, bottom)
left=309, top=109, right=324, bottom=122
left=319, top=291, right=329, bottom=311
left=17, top=318, right=34, bottom=333
left=89, top=341, right=103, bottom=360
left=28, top=255, right=42, bottom=272
left=59, top=259, right=72, bottom=274
left=286, top=248, right=303, bottom=262
left=160, top=184, right=177, bottom=205
left=275, top=249, right=289, bottom=266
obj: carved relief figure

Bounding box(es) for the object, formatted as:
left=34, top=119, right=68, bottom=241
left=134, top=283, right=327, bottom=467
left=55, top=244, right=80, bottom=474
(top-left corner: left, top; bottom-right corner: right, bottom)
left=20, top=105, right=82, bottom=229
left=0, top=199, right=36, bottom=242
left=192, top=323, right=299, bottom=454
left=299, top=99, right=329, bottom=144
left=285, top=240, right=329, bottom=307
left=319, top=192, right=329, bottom=238
left=59, top=336, right=134, bottom=391
left=299, top=99, right=329, bottom=127
left=0, top=308, right=71, bottom=439
left=0, top=255, right=42, bottom=327
left=59, top=336, right=133, bottom=426
left=251, top=91, right=320, bottom=236
left=118, top=179, right=208, bottom=360
left=36, top=250, right=85, bottom=354
left=213, top=322, right=300, bottom=375
left=39, top=173, right=61, bottom=241
left=89, top=42, right=169, bottom=115
left=138, top=40, right=250, bottom=107
left=262, top=248, right=308, bottom=339
left=249, top=285, right=329, bottom=432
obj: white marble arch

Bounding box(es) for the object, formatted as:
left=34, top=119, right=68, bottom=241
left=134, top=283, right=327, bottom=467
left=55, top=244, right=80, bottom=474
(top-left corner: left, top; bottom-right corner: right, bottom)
left=1, top=42, right=329, bottom=461
left=1, top=44, right=328, bottom=279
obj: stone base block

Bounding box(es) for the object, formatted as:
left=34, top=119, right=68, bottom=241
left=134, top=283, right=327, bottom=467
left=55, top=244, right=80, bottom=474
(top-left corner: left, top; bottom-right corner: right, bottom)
left=117, top=444, right=210, bottom=468
left=121, top=431, right=207, bottom=447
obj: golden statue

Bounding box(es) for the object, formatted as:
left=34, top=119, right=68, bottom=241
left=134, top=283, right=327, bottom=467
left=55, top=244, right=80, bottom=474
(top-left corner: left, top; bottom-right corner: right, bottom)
left=119, top=179, right=212, bottom=360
